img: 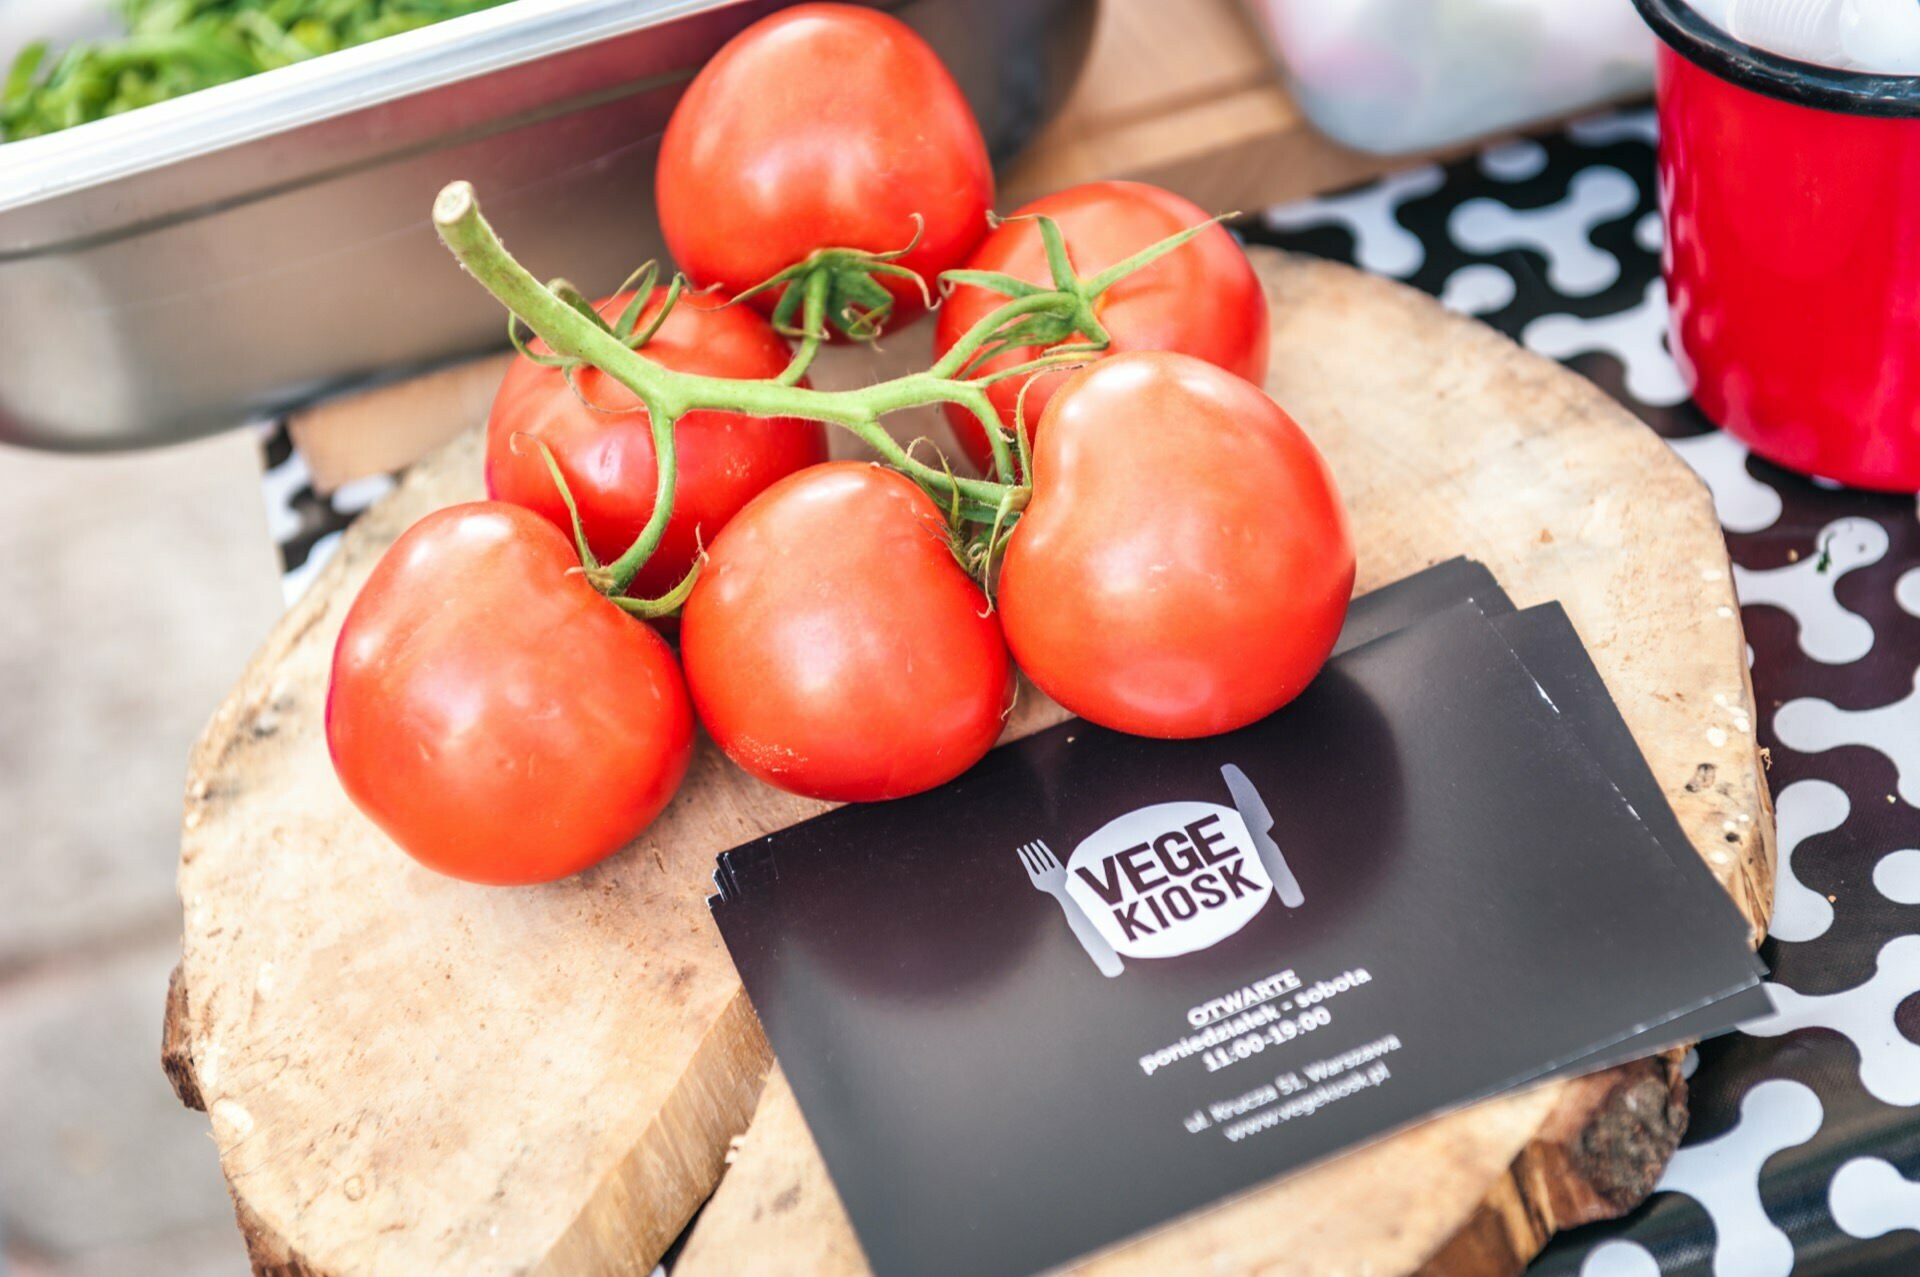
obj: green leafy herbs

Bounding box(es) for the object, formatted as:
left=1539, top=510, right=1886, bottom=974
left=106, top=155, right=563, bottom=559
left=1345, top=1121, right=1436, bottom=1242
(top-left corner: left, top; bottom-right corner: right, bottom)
left=1, top=0, right=514, bottom=141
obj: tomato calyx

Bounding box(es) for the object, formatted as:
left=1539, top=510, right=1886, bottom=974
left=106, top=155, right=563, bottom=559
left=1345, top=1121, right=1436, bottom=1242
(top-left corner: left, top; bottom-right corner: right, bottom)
left=945, top=477, right=1029, bottom=597
left=728, top=215, right=935, bottom=349
left=943, top=208, right=1234, bottom=355
left=939, top=212, right=1109, bottom=374
left=929, top=209, right=1236, bottom=483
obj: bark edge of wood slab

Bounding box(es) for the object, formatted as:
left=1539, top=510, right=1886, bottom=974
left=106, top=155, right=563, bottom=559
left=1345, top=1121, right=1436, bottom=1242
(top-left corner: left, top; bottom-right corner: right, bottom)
left=165, top=248, right=1769, bottom=1277
left=675, top=1054, right=1689, bottom=1277
left=668, top=249, right=1773, bottom=1277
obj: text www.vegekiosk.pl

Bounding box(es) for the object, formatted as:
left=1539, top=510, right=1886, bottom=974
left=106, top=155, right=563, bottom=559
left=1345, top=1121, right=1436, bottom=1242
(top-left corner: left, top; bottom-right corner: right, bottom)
left=1221, top=1059, right=1394, bottom=1142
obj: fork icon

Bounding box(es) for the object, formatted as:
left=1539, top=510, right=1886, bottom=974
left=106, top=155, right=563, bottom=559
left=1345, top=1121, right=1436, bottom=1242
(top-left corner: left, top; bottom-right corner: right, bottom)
left=1018, top=840, right=1124, bottom=977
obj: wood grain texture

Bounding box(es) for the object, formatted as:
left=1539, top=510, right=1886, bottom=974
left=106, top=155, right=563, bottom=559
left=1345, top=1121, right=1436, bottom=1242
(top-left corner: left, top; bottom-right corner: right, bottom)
left=669, top=249, right=1773, bottom=1277
left=167, top=249, right=1770, bottom=1276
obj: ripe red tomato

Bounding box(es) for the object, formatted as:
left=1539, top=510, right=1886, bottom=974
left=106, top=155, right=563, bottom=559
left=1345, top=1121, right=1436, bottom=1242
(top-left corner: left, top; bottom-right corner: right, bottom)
left=997, top=352, right=1353, bottom=739
left=327, top=503, right=694, bottom=884
left=681, top=462, right=1013, bottom=801
left=656, top=3, right=993, bottom=330
left=485, top=289, right=828, bottom=599
left=935, top=181, right=1270, bottom=475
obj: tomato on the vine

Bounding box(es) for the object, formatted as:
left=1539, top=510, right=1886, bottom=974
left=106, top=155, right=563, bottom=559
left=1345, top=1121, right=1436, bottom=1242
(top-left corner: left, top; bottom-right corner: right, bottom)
left=327, top=502, right=694, bottom=884
left=681, top=462, right=1013, bottom=801
left=484, top=289, right=828, bottom=600
left=997, top=351, right=1353, bottom=739
left=656, top=3, right=993, bottom=332
left=935, top=181, right=1269, bottom=476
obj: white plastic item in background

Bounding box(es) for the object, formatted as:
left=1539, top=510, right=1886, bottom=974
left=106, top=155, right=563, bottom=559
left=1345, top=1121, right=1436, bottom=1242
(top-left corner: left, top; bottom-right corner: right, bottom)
left=1693, top=0, right=1920, bottom=75
left=1245, top=0, right=1654, bottom=155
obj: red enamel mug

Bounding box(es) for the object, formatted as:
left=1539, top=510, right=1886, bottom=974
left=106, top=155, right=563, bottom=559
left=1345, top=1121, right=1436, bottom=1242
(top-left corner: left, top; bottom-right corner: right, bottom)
left=1637, top=0, right=1920, bottom=491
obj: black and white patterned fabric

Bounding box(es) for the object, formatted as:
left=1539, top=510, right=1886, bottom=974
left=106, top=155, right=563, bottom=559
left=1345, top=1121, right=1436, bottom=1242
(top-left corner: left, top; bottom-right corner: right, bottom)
left=258, top=105, right=1920, bottom=1274
left=258, top=422, right=392, bottom=608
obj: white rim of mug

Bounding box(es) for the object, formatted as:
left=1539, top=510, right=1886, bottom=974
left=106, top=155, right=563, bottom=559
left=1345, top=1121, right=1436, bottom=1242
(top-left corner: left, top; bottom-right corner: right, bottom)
left=1635, top=0, right=1920, bottom=117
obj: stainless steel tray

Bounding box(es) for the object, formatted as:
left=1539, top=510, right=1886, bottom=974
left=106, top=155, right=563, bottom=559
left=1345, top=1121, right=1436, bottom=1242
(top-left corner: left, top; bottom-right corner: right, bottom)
left=0, top=0, right=1095, bottom=449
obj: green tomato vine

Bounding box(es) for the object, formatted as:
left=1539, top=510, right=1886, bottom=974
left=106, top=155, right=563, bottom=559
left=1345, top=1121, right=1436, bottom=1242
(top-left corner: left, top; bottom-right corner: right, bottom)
left=431, top=179, right=1222, bottom=611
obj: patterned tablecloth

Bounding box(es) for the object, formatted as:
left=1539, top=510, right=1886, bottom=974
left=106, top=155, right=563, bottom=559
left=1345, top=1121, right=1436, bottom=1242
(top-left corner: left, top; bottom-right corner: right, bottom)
left=261, top=106, right=1920, bottom=1276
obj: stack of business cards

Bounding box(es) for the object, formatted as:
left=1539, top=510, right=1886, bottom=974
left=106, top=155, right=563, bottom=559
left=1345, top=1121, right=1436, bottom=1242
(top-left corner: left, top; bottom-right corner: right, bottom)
left=709, top=559, right=1768, bottom=1277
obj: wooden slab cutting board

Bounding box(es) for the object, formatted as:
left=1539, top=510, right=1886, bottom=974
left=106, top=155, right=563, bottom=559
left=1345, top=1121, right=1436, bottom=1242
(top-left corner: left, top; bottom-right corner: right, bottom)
left=165, top=248, right=1772, bottom=1277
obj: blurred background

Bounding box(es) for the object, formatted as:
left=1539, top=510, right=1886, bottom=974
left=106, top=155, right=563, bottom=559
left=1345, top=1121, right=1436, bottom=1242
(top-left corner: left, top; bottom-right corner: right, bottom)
left=4, top=0, right=1918, bottom=1274
left=1, top=435, right=279, bottom=1274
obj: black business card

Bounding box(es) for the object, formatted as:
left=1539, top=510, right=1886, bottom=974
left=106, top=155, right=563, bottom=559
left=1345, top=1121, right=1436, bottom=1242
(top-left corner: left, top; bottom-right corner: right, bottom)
left=1491, top=604, right=1767, bottom=971
left=1339, top=564, right=1765, bottom=989
left=712, top=586, right=1761, bottom=1277
left=1487, top=603, right=1772, bottom=1061
left=1328, top=556, right=1513, bottom=655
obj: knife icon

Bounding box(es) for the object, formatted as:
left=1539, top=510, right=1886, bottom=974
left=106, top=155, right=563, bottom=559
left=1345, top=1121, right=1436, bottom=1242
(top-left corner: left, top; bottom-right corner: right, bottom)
left=1222, top=764, right=1304, bottom=908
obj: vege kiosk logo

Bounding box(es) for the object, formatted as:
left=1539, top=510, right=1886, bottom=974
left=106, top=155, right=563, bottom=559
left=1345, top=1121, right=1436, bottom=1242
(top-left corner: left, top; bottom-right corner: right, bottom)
left=1018, top=764, right=1304, bottom=977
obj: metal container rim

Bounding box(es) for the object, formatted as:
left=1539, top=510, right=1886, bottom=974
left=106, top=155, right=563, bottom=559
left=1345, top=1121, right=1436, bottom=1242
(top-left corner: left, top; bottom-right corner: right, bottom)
left=0, top=0, right=719, bottom=217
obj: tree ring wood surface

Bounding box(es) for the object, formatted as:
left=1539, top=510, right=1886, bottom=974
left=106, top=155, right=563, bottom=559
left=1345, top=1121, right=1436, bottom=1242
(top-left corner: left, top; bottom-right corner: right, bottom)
left=167, top=248, right=1771, bottom=1277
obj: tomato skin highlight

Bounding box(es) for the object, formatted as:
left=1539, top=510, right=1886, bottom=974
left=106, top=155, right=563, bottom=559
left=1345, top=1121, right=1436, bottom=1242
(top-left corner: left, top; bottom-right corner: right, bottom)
left=326, top=503, right=694, bottom=885
left=935, top=181, right=1270, bottom=475
left=681, top=462, right=1013, bottom=802
left=484, top=289, right=828, bottom=600
left=655, top=3, right=993, bottom=329
left=998, top=352, right=1354, bottom=739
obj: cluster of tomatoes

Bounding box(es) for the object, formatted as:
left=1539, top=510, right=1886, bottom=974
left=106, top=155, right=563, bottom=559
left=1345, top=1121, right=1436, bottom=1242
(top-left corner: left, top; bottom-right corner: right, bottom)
left=325, top=4, right=1356, bottom=886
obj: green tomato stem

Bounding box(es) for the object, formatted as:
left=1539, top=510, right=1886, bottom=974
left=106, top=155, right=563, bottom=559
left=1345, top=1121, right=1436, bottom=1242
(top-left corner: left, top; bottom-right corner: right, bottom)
left=774, top=268, right=829, bottom=388
left=975, top=345, right=1101, bottom=388
left=926, top=291, right=1080, bottom=380
left=922, top=291, right=1081, bottom=481
left=602, top=406, right=680, bottom=596
left=613, top=558, right=701, bottom=618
